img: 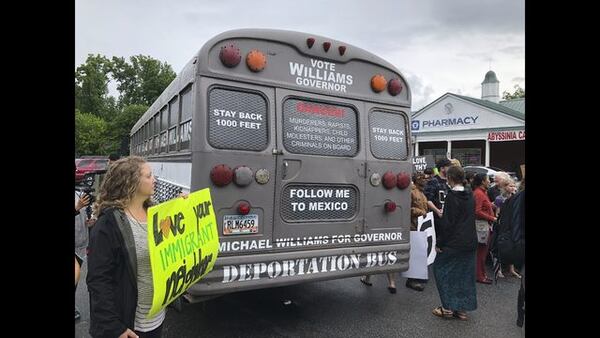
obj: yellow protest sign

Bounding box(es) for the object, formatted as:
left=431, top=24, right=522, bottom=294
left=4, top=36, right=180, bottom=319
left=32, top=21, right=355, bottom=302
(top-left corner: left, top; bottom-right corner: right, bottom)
left=147, top=188, right=219, bottom=317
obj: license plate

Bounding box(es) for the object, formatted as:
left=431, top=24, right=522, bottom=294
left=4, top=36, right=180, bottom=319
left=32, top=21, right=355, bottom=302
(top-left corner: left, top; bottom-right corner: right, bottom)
left=223, top=214, right=259, bottom=235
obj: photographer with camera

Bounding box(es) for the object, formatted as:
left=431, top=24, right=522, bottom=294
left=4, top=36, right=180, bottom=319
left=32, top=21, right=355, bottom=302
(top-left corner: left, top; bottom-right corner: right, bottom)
left=75, top=192, right=90, bottom=321
left=78, top=156, right=114, bottom=222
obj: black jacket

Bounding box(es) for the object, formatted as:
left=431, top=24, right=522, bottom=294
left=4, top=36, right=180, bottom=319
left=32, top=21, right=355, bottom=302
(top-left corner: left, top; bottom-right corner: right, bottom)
left=424, top=175, right=449, bottom=236
left=487, top=185, right=500, bottom=203
left=87, top=207, right=138, bottom=338
left=436, top=189, right=477, bottom=252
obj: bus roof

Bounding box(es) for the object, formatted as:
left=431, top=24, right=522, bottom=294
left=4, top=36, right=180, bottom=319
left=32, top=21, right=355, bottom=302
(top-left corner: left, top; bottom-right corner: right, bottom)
left=198, top=29, right=406, bottom=80
left=132, top=29, right=411, bottom=133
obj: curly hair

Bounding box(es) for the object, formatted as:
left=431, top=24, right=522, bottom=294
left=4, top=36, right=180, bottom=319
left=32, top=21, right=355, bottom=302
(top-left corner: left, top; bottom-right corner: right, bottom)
left=93, top=156, right=153, bottom=217
left=412, top=172, right=428, bottom=189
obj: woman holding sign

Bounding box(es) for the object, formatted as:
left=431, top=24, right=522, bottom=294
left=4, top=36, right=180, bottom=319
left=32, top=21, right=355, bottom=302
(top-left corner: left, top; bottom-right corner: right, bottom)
left=87, top=156, right=164, bottom=338
left=432, top=165, right=477, bottom=321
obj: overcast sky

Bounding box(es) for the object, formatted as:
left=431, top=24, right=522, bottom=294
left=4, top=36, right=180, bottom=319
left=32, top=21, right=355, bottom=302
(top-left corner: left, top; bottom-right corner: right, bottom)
left=75, top=0, right=524, bottom=111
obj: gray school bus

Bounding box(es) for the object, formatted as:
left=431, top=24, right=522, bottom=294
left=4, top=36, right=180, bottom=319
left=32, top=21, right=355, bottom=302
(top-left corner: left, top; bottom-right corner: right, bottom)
left=130, top=29, right=413, bottom=300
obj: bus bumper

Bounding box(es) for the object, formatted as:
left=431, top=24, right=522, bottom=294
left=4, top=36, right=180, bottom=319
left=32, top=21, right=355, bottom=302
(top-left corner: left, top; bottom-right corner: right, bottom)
left=186, top=242, right=409, bottom=297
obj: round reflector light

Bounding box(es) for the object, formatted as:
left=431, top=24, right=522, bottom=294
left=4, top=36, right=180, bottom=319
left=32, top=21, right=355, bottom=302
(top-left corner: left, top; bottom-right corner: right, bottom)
left=237, top=201, right=251, bottom=215
left=246, top=49, right=266, bottom=72
left=234, top=166, right=253, bottom=186
left=219, top=44, right=241, bottom=68
left=371, top=74, right=387, bottom=93
left=388, top=78, right=403, bottom=96
left=255, top=168, right=270, bottom=184
left=370, top=173, right=382, bottom=186
left=382, top=171, right=397, bottom=189
left=210, top=164, right=233, bottom=187
left=384, top=201, right=397, bottom=213
left=396, top=172, right=411, bottom=189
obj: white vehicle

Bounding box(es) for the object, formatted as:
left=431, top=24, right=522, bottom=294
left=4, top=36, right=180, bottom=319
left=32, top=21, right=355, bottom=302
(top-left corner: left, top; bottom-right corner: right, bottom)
left=463, top=166, right=519, bottom=182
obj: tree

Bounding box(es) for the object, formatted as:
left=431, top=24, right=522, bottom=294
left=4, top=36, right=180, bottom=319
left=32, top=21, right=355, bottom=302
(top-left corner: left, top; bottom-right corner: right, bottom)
left=75, top=54, right=115, bottom=119
left=110, top=55, right=176, bottom=107
left=75, top=110, right=110, bottom=155
left=502, top=84, right=525, bottom=100
left=75, top=54, right=175, bottom=155
left=108, top=104, right=149, bottom=155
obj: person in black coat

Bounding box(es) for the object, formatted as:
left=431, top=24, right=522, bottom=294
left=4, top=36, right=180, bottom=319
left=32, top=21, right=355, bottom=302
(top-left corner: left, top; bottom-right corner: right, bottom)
left=87, top=156, right=163, bottom=338
left=432, top=165, right=478, bottom=321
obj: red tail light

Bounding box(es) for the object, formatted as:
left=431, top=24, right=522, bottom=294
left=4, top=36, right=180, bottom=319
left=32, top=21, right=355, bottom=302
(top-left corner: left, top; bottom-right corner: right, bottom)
left=219, top=44, right=241, bottom=68
left=210, top=164, right=233, bottom=187
left=396, top=172, right=411, bottom=189
left=384, top=201, right=397, bottom=213
left=237, top=201, right=251, bottom=215
left=382, top=171, right=397, bottom=189
left=388, top=78, right=403, bottom=96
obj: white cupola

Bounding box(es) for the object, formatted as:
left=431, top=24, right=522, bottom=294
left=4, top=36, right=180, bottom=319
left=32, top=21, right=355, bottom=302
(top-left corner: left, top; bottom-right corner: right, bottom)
left=481, top=70, right=500, bottom=103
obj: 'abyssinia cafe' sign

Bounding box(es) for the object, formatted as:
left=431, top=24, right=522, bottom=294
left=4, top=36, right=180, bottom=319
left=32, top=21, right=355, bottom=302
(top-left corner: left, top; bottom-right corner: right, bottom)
left=147, top=188, right=219, bottom=317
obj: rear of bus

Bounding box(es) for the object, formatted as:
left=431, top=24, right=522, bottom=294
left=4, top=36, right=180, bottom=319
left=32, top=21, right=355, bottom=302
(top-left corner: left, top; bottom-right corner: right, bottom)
left=159, top=29, right=413, bottom=298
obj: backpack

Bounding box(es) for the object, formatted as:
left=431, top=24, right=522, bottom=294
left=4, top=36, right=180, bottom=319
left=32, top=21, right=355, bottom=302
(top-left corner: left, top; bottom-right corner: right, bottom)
left=491, top=190, right=525, bottom=266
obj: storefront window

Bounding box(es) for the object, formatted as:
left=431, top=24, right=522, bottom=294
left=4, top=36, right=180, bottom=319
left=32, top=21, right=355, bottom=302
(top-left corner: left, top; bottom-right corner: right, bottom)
left=452, top=148, right=482, bottom=166
left=422, top=148, right=447, bottom=165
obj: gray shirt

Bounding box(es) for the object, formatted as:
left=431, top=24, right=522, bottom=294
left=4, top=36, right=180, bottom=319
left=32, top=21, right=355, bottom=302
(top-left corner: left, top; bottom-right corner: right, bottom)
left=127, top=214, right=166, bottom=332
left=74, top=193, right=88, bottom=260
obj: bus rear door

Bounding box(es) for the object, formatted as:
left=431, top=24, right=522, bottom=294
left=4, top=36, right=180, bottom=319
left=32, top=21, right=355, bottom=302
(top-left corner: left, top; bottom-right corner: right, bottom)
left=273, top=89, right=365, bottom=247
left=363, top=104, right=412, bottom=257
left=197, top=79, right=277, bottom=256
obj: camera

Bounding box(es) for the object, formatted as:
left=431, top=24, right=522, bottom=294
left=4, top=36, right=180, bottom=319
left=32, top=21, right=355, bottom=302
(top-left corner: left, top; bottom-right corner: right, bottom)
left=75, top=185, right=95, bottom=220
left=75, top=170, right=106, bottom=220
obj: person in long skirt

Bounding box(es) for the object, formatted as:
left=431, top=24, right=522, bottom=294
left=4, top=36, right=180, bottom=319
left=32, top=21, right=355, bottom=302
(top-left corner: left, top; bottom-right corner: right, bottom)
left=432, top=165, right=478, bottom=320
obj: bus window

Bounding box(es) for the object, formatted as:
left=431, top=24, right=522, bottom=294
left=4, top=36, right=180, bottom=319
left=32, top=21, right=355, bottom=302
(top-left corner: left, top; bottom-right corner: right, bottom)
left=169, top=97, right=179, bottom=152
left=280, top=184, right=359, bottom=222
left=369, top=111, right=408, bottom=160
left=208, top=87, right=268, bottom=151
left=180, top=85, right=192, bottom=150
left=282, top=98, right=358, bottom=157
left=148, top=117, right=154, bottom=154
left=160, top=106, right=168, bottom=153
left=153, top=112, right=160, bottom=154
left=143, top=123, right=148, bottom=155
left=135, top=132, right=139, bottom=155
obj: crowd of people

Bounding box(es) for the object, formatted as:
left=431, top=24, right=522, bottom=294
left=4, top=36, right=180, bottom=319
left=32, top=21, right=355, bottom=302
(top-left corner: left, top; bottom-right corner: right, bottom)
left=76, top=155, right=524, bottom=336
left=359, top=158, right=525, bottom=324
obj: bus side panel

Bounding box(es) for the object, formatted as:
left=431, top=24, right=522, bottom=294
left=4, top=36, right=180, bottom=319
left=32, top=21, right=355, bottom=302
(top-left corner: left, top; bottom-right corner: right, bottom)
left=148, top=160, right=192, bottom=192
